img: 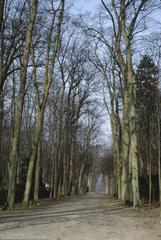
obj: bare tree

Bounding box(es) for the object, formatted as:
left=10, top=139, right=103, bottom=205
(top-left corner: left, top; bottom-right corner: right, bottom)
left=7, top=0, right=38, bottom=210
left=23, top=0, right=65, bottom=206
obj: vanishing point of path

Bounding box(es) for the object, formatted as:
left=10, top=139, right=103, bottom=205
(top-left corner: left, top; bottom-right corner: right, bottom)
left=0, top=193, right=161, bottom=240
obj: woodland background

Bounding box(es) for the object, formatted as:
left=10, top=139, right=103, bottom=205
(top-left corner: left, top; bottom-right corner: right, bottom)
left=0, top=0, right=161, bottom=215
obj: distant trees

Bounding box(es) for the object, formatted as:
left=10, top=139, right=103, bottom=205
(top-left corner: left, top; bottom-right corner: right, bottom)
left=101, top=149, right=114, bottom=195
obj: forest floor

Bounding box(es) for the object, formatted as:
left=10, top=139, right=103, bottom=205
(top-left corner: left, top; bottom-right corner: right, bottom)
left=0, top=193, right=161, bottom=240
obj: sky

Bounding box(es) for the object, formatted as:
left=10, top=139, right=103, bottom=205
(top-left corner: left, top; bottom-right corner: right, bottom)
left=72, top=0, right=100, bottom=14
left=70, top=0, right=161, bottom=147
left=71, top=0, right=112, bottom=147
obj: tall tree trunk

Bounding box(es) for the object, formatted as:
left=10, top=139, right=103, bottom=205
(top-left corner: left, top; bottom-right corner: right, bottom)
left=62, top=149, right=67, bottom=197
left=23, top=0, right=64, bottom=206
left=127, top=48, right=140, bottom=206
left=121, top=89, right=130, bottom=203
left=68, top=133, right=76, bottom=195
left=53, top=146, right=59, bottom=199
left=78, top=162, right=85, bottom=194
left=110, top=103, right=122, bottom=199
left=23, top=108, right=44, bottom=206
left=0, top=0, right=5, bottom=31
left=105, top=175, right=109, bottom=194
left=0, top=92, right=3, bottom=186
left=6, top=0, right=38, bottom=210
left=0, top=0, right=5, bottom=191
left=33, top=141, right=41, bottom=204
left=156, top=90, right=161, bottom=221
left=50, top=143, right=55, bottom=199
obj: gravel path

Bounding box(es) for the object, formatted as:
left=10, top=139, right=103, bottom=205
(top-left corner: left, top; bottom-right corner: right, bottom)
left=0, top=193, right=161, bottom=240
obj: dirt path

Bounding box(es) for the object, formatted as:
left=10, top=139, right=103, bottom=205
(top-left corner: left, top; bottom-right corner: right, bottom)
left=0, top=193, right=161, bottom=240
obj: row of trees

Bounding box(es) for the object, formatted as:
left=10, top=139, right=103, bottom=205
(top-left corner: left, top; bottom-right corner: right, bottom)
left=1, top=0, right=161, bottom=216
left=0, top=0, right=103, bottom=210
left=101, top=55, right=160, bottom=205
left=88, top=0, right=161, bottom=212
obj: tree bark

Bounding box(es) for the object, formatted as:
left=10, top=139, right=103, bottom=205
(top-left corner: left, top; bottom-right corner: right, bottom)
left=23, top=109, right=44, bottom=206
left=6, top=0, right=38, bottom=210
left=0, top=0, right=5, bottom=191
left=0, top=0, right=5, bottom=31
left=23, top=0, right=64, bottom=206
left=33, top=141, right=41, bottom=204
